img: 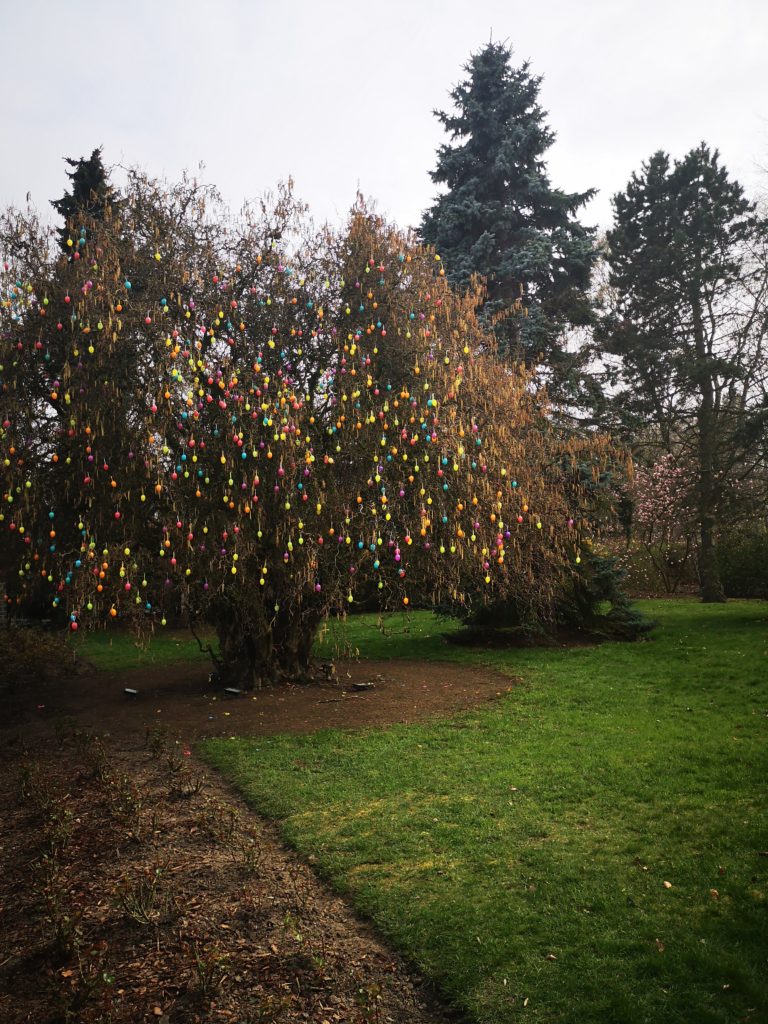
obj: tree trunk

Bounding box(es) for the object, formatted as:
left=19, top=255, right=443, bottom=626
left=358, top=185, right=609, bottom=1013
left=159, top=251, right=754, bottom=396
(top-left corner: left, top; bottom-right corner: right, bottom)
left=692, top=299, right=726, bottom=603
left=272, top=605, right=325, bottom=684
left=699, top=511, right=725, bottom=603
left=213, top=615, right=274, bottom=690
left=208, top=600, right=324, bottom=690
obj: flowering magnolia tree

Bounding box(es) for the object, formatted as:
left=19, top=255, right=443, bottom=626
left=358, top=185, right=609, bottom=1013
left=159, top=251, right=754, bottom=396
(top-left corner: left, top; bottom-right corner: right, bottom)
left=1, top=175, right=611, bottom=687
left=631, top=453, right=698, bottom=592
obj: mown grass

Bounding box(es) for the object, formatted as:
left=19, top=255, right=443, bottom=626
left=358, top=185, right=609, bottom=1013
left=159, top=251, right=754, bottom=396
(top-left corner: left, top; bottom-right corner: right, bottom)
left=72, top=627, right=212, bottom=671
left=72, top=608, right=453, bottom=673
left=72, top=611, right=446, bottom=673
left=201, top=601, right=768, bottom=1024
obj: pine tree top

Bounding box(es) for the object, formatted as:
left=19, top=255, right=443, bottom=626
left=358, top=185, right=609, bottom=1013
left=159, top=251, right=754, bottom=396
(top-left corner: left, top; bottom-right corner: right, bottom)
left=51, top=147, right=120, bottom=253
left=608, top=143, right=758, bottom=307
left=421, top=43, right=597, bottom=398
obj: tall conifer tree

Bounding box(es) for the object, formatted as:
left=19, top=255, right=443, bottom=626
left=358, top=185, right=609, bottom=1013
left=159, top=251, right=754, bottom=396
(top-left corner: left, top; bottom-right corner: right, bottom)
left=421, top=43, right=597, bottom=402
left=603, top=144, right=767, bottom=603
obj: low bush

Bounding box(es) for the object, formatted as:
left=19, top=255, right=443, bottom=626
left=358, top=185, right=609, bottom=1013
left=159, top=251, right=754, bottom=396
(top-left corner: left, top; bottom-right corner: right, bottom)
left=717, top=530, right=768, bottom=599
left=610, top=541, right=698, bottom=597
left=0, top=625, right=86, bottom=694
left=457, top=546, right=653, bottom=642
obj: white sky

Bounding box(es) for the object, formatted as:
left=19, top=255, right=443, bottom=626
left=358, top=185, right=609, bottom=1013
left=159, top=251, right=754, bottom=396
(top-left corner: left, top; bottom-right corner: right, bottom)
left=1, top=0, right=767, bottom=234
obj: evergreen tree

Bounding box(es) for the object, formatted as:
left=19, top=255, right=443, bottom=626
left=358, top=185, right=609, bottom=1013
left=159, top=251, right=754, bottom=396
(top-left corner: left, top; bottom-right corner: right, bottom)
left=601, top=144, right=768, bottom=603
left=421, top=42, right=597, bottom=401
left=51, top=147, right=119, bottom=253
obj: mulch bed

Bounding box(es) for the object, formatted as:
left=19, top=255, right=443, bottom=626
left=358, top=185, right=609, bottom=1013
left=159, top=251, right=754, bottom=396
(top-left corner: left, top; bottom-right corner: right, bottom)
left=0, top=656, right=514, bottom=1023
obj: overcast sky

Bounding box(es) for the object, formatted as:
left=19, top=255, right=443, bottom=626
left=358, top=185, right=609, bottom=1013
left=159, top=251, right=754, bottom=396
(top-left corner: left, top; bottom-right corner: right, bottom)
left=1, top=0, right=767, bottom=235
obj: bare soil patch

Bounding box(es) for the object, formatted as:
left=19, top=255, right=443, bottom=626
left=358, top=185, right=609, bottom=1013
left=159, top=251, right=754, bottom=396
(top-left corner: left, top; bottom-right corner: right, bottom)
left=2, top=656, right=514, bottom=741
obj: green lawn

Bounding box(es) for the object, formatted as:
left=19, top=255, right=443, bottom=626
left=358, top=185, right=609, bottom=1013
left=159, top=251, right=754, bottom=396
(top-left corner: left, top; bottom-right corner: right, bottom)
left=201, top=601, right=768, bottom=1024
left=72, top=628, right=212, bottom=672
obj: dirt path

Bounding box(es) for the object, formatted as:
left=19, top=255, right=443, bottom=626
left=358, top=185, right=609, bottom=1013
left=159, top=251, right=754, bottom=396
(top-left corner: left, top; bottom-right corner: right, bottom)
left=3, top=657, right=515, bottom=741
left=1, top=658, right=514, bottom=1024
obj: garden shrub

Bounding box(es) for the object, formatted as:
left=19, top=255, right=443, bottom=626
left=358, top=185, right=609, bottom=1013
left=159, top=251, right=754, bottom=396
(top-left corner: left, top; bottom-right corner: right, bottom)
left=0, top=626, right=86, bottom=694
left=717, top=531, right=768, bottom=599
left=610, top=542, right=699, bottom=597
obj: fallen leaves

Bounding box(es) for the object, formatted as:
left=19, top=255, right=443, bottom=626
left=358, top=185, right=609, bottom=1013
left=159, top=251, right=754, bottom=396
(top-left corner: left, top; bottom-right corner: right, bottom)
left=2, top=732, right=443, bottom=1024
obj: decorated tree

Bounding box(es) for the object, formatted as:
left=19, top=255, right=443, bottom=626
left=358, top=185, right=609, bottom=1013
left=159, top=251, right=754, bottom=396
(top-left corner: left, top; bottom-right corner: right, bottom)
left=420, top=42, right=597, bottom=402
left=2, top=171, right=611, bottom=688
left=1, top=169, right=223, bottom=617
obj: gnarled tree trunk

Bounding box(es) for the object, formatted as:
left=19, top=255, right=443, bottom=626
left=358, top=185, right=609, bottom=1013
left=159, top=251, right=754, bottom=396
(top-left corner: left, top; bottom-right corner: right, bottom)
left=206, top=599, right=326, bottom=690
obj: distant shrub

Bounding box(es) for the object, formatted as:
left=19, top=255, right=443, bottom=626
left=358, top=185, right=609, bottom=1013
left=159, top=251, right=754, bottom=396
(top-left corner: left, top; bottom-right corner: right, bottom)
left=611, top=542, right=698, bottom=598
left=630, top=456, right=698, bottom=593
left=554, top=548, right=654, bottom=639
left=452, top=546, right=653, bottom=643
left=717, top=531, right=768, bottom=599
